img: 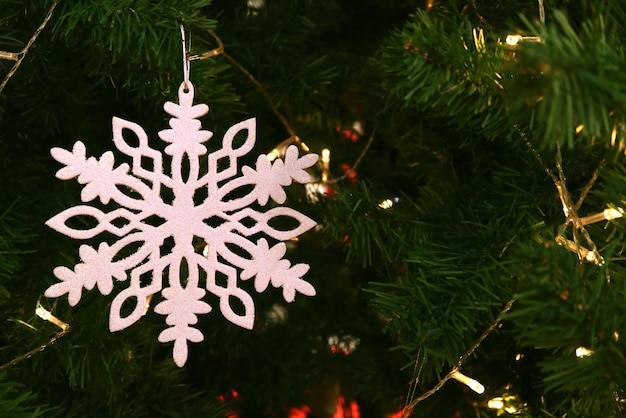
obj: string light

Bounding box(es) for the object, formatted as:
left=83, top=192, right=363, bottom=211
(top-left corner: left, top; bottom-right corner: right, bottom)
left=0, top=51, right=19, bottom=61
left=36, top=302, right=70, bottom=331
left=378, top=197, right=400, bottom=210
left=505, top=34, right=542, bottom=46
left=0, top=302, right=71, bottom=371
left=575, top=347, right=594, bottom=358
left=487, top=397, right=504, bottom=409
left=579, top=207, right=624, bottom=225
left=327, top=334, right=360, bottom=355
left=487, top=395, right=523, bottom=414
left=450, top=369, right=485, bottom=394
left=378, top=199, right=394, bottom=210
left=142, top=294, right=153, bottom=316
left=321, top=149, right=330, bottom=182
left=0, top=2, right=59, bottom=94
left=267, top=148, right=281, bottom=162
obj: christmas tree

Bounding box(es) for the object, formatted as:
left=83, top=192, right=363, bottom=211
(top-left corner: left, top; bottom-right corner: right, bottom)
left=2, top=0, right=626, bottom=417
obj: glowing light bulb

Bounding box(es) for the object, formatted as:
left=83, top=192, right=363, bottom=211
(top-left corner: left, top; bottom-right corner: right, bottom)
left=487, top=397, right=504, bottom=410
left=321, top=148, right=330, bottom=182
left=505, top=406, right=518, bottom=414
left=451, top=370, right=485, bottom=394
left=506, top=35, right=522, bottom=45
left=267, top=148, right=281, bottom=162
left=35, top=305, right=51, bottom=321
left=378, top=199, right=393, bottom=209
left=604, top=207, right=624, bottom=220
left=575, top=347, right=593, bottom=358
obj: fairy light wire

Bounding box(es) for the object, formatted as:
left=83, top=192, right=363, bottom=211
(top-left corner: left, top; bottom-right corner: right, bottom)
left=0, top=2, right=59, bottom=94
left=403, top=299, right=514, bottom=415
left=196, top=30, right=375, bottom=184
left=403, top=348, right=425, bottom=413
left=538, top=0, right=545, bottom=24
left=522, top=129, right=606, bottom=266
left=0, top=303, right=70, bottom=372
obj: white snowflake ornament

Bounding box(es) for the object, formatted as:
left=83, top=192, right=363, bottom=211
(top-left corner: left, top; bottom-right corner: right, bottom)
left=45, top=82, right=318, bottom=366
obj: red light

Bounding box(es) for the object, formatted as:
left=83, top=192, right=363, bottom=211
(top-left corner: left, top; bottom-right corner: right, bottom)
left=331, top=396, right=360, bottom=418
left=388, top=407, right=412, bottom=418
left=288, top=405, right=311, bottom=418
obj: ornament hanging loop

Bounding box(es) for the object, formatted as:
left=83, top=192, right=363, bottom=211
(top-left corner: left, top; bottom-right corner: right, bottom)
left=180, top=24, right=191, bottom=89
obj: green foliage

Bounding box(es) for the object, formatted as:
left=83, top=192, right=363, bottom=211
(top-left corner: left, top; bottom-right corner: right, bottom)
left=3, top=0, right=626, bottom=416
left=0, top=372, right=55, bottom=417
left=507, top=9, right=626, bottom=149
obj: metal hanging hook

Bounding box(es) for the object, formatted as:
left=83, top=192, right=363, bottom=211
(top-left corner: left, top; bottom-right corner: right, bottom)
left=180, top=24, right=191, bottom=88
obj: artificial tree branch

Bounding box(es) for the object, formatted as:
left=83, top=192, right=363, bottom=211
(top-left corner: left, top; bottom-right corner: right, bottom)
left=200, top=30, right=375, bottom=184
left=0, top=303, right=70, bottom=372
left=403, top=299, right=515, bottom=416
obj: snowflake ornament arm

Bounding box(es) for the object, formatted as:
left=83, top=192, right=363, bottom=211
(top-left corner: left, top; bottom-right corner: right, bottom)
left=46, top=82, right=318, bottom=366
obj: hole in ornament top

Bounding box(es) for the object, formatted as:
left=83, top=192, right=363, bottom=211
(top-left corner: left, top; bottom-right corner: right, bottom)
left=66, top=213, right=99, bottom=231
left=110, top=214, right=131, bottom=229
left=268, top=213, right=301, bottom=231
left=179, top=256, right=190, bottom=284
left=160, top=236, right=175, bottom=257
left=238, top=215, right=257, bottom=229
left=142, top=214, right=166, bottom=228
left=230, top=128, right=250, bottom=150
left=160, top=184, right=174, bottom=205
left=120, top=295, right=139, bottom=318
left=221, top=184, right=254, bottom=203
left=140, top=268, right=154, bottom=288
left=204, top=215, right=229, bottom=228
left=227, top=294, right=246, bottom=316
left=120, top=127, right=140, bottom=148
left=115, top=184, right=144, bottom=201
left=214, top=269, right=229, bottom=288
left=194, top=185, right=208, bottom=205
left=224, top=241, right=253, bottom=260
left=112, top=240, right=147, bottom=262
left=140, top=156, right=154, bottom=172
left=181, top=153, right=191, bottom=183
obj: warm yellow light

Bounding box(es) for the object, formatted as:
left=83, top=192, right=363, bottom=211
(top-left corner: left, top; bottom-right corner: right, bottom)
left=35, top=305, right=51, bottom=321
left=36, top=302, right=70, bottom=331
left=504, top=406, right=518, bottom=413
left=579, top=207, right=624, bottom=226
left=473, top=27, right=485, bottom=52
left=267, top=148, right=280, bottom=162
left=505, top=34, right=542, bottom=46
left=451, top=370, right=485, bottom=394
left=142, top=294, right=153, bottom=316
left=487, top=397, right=504, bottom=409
left=604, top=207, right=624, bottom=221
left=321, top=149, right=330, bottom=182
left=515, top=353, right=524, bottom=361
left=321, top=148, right=330, bottom=163
left=378, top=199, right=394, bottom=210
left=575, top=124, right=584, bottom=134
left=506, top=35, right=522, bottom=45
left=576, top=347, right=594, bottom=358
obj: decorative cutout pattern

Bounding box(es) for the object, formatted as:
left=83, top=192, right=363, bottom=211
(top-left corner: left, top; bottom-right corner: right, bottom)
left=46, top=82, right=318, bottom=366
